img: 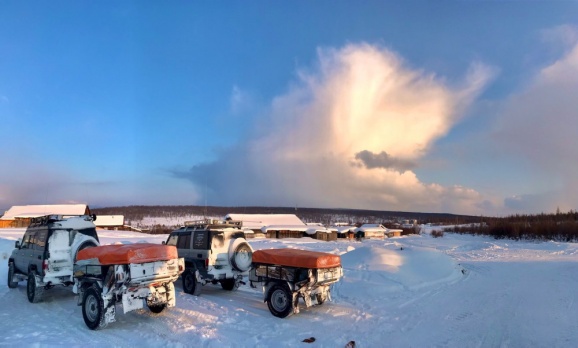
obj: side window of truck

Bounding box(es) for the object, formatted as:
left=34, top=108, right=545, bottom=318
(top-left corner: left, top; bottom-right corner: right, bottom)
left=193, top=231, right=209, bottom=250
left=21, top=232, right=34, bottom=249
left=35, top=230, right=47, bottom=249
left=177, top=233, right=191, bottom=249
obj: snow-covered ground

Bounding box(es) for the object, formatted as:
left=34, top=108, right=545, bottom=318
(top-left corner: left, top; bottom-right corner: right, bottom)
left=2, top=227, right=578, bottom=347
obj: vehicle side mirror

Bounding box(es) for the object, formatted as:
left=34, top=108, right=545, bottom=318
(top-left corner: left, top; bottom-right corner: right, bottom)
left=15, top=241, right=20, bottom=249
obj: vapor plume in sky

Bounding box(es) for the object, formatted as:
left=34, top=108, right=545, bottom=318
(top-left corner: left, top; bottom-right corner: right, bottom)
left=176, top=43, right=494, bottom=214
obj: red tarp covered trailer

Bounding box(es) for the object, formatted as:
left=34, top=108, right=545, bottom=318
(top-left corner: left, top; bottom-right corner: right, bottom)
left=76, top=243, right=178, bottom=265
left=252, top=248, right=341, bottom=269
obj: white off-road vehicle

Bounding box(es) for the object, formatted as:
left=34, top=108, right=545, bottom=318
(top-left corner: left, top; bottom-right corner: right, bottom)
left=7, top=215, right=100, bottom=303
left=165, top=219, right=253, bottom=295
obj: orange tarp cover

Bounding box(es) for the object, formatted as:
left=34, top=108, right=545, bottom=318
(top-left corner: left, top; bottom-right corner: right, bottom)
left=77, top=243, right=178, bottom=265
left=252, top=248, right=341, bottom=269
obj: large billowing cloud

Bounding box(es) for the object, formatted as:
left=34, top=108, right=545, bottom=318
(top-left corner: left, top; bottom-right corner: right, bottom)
left=496, top=35, right=578, bottom=213
left=175, top=43, right=493, bottom=214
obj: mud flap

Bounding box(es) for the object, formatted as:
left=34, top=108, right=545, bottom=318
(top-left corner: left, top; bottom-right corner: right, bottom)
left=165, top=282, right=176, bottom=307
left=293, top=292, right=300, bottom=314
left=122, top=287, right=148, bottom=314
left=103, top=302, right=117, bottom=325
left=147, top=283, right=174, bottom=308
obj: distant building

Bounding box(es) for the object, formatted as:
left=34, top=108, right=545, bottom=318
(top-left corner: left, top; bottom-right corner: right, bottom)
left=94, top=215, right=125, bottom=230
left=0, top=204, right=92, bottom=228
left=401, top=219, right=418, bottom=228
left=225, top=213, right=336, bottom=240
left=355, top=224, right=388, bottom=239
left=331, top=225, right=356, bottom=239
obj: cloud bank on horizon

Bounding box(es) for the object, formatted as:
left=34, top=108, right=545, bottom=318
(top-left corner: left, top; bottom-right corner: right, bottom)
left=174, top=43, right=497, bottom=214
left=496, top=31, right=578, bottom=213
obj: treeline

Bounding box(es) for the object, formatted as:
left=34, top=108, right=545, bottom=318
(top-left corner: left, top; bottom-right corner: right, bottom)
left=445, top=210, right=578, bottom=241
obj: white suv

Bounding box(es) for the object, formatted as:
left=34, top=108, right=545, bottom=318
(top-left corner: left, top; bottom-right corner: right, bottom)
left=165, top=219, right=253, bottom=295
left=7, top=215, right=100, bottom=303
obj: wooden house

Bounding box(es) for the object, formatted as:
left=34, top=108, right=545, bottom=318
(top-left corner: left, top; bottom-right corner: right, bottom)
left=225, top=214, right=334, bottom=240
left=94, top=215, right=125, bottom=230
left=0, top=204, right=92, bottom=228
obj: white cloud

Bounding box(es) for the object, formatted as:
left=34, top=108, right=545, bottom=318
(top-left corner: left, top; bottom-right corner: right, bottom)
left=494, top=38, right=578, bottom=213
left=176, top=43, right=494, bottom=214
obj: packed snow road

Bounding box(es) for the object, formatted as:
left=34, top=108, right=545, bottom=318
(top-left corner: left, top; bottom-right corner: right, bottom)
left=2, top=228, right=578, bottom=347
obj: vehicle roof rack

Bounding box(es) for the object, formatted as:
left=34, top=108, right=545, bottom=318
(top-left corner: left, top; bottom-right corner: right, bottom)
left=183, top=218, right=243, bottom=229
left=30, top=214, right=94, bottom=226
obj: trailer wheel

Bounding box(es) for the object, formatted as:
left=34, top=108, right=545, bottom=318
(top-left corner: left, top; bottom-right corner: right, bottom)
left=82, top=285, right=107, bottom=330
left=147, top=302, right=167, bottom=314
left=182, top=269, right=201, bottom=296
left=266, top=282, right=295, bottom=318
left=27, top=271, right=44, bottom=303
left=7, top=262, right=18, bottom=288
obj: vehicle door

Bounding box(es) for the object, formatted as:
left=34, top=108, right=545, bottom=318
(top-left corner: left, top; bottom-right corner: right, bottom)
left=30, top=229, right=48, bottom=274
left=191, top=230, right=211, bottom=273
left=13, top=229, right=35, bottom=273
left=176, top=232, right=192, bottom=260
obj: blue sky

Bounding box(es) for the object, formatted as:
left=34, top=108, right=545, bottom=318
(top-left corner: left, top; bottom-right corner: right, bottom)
left=1, top=2, right=577, bottom=216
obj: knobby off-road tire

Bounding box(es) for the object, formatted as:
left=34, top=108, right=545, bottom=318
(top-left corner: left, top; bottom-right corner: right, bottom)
left=182, top=269, right=201, bottom=296
left=229, top=239, right=253, bottom=272
left=82, top=285, right=108, bottom=330
left=27, top=272, right=44, bottom=303
left=7, top=262, right=18, bottom=288
left=266, top=282, right=295, bottom=318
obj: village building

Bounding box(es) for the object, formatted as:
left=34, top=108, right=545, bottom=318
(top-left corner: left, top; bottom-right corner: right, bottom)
left=225, top=213, right=336, bottom=240
left=0, top=204, right=92, bottom=228
left=353, top=223, right=404, bottom=239
left=94, top=215, right=125, bottom=230
left=331, top=225, right=357, bottom=239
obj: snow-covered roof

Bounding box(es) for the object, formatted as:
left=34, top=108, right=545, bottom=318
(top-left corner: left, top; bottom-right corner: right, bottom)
left=331, top=225, right=356, bottom=233
left=356, top=224, right=387, bottom=232
left=94, top=215, right=124, bottom=227
left=225, top=214, right=305, bottom=230
left=1, top=204, right=89, bottom=220
left=261, top=224, right=331, bottom=235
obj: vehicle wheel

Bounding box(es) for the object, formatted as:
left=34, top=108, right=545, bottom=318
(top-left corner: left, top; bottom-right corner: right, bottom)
left=266, top=282, right=295, bottom=318
left=82, top=285, right=108, bottom=330
left=220, top=278, right=237, bottom=291
left=27, top=272, right=44, bottom=303
left=7, top=262, right=18, bottom=288
left=316, top=293, right=326, bottom=305
left=147, top=302, right=167, bottom=314
left=229, top=239, right=253, bottom=272
left=182, top=269, right=201, bottom=296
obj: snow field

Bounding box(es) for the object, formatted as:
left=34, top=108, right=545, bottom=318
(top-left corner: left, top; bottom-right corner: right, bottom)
left=2, top=228, right=578, bottom=347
